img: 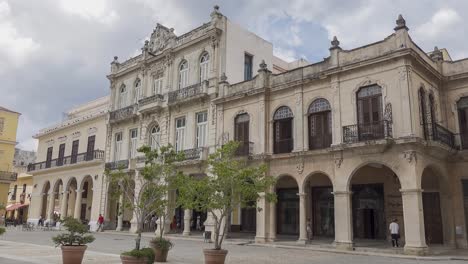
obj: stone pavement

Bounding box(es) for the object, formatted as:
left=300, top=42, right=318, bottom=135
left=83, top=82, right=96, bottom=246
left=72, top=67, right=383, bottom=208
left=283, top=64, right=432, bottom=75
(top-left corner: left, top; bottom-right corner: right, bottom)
left=2, top=229, right=468, bottom=263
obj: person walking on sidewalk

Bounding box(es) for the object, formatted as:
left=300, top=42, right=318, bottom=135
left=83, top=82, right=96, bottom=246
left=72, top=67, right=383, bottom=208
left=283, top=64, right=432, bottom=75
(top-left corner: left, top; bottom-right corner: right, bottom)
left=97, top=214, right=104, bottom=232
left=389, top=219, right=400, bottom=247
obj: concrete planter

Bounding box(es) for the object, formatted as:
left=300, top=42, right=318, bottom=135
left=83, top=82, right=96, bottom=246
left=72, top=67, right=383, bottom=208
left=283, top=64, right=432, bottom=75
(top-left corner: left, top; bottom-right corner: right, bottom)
left=61, top=245, right=87, bottom=264
left=203, top=249, right=228, bottom=264
left=120, top=254, right=148, bottom=264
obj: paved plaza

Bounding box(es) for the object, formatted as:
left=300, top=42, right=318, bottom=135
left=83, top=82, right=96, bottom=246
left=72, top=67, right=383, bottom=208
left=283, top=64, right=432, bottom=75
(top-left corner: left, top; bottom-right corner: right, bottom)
left=1, top=229, right=468, bottom=264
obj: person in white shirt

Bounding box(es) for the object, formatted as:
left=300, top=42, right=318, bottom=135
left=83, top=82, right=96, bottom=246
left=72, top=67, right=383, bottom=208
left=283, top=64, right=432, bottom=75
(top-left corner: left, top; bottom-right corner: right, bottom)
left=389, top=219, right=400, bottom=247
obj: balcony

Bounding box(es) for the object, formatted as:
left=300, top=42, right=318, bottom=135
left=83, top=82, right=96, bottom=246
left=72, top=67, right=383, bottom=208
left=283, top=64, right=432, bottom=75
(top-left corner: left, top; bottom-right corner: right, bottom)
left=27, top=150, right=105, bottom=172
left=105, top=160, right=130, bottom=170
left=181, top=148, right=207, bottom=161
left=235, top=141, right=254, bottom=156
left=138, top=94, right=164, bottom=113
left=0, top=171, right=17, bottom=182
left=274, top=138, right=293, bottom=154
left=109, top=105, right=137, bottom=123
left=167, top=83, right=207, bottom=105
left=423, top=123, right=455, bottom=148
left=343, top=120, right=392, bottom=144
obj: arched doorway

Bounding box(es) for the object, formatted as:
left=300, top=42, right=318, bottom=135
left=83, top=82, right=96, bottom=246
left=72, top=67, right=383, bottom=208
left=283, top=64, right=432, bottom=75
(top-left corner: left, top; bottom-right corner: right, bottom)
left=79, top=176, right=93, bottom=222
left=52, top=180, right=63, bottom=221
left=304, top=173, right=334, bottom=238
left=66, top=178, right=78, bottom=218
left=421, top=166, right=446, bottom=245
left=40, top=181, right=51, bottom=220
left=349, top=163, right=403, bottom=241
left=276, top=175, right=299, bottom=237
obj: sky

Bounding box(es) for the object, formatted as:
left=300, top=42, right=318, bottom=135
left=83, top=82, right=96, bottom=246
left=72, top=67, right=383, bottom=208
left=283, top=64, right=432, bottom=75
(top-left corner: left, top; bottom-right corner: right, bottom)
left=1, top=0, right=467, bottom=152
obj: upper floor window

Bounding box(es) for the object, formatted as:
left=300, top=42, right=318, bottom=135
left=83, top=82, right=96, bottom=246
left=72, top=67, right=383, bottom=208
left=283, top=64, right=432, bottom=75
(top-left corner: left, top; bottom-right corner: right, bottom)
left=129, top=128, right=138, bottom=159
left=308, top=99, right=332, bottom=150
left=200, top=52, right=210, bottom=82
left=244, top=53, right=253, bottom=81
left=0, top=117, right=4, bottom=135
left=458, top=97, right=468, bottom=149
left=356, top=85, right=384, bottom=141
left=419, top=88, right=428, bottom=139
left=179, top=60, right=189, bottom=89
left=196, top=112, right=208, bottom=148
left=114, top=132, right=122, bottom=161
left=149, top=125, right=161, bottom=150
left=134, top=79, right=142, bottom=103
left=273, top=106, right=293, bottom=154
left=153, top=76, right=163, bottom=95
left=235, top=113, right=250, bottom=155
left=175, top=117, right=186, bottom=152
left=428, top=93, right=436, bottom=125
left=119, top=85, right=127, bottom=109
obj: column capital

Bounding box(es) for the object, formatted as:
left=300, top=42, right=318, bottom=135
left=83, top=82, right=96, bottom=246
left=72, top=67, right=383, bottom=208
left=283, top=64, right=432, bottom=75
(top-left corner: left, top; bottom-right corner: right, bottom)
left=332, top=191, right=352, bottom=196
left=296, top=192, right=307, bottom=197
left=400, top=188, right=423, bottom=194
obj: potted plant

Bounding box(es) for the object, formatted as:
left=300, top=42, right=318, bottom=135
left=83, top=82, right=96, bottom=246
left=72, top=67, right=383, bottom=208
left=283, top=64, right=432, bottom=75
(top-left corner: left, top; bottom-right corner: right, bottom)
left=120, top=248, right=154, bottom=264
left=106, top=144, right=183, bottom=263
left=175, top=141, right=276, bottom=264
left=52, top=217, right=95, bottom=264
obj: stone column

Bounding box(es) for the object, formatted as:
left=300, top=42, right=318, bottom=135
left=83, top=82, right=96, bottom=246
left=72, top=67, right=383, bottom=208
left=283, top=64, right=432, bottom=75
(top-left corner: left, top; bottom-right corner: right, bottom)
left=268, top=200, right=276, bottom=242
left=401, top=189, right=428, bottom=255
left=116, top=193, right=124, bottom=231
left=255, top=192, right=269, bottom=243
left=73, top=189, right=83, bottom=219
left=183, top=209, right=192, bottom=236
left=333, top=191, right=353, bottom=250
left=60, top=191, right=68, bottom=219
left=298, top=192, right=307, bottom=243
left=130, top=171, right=142, bottom=234
left=46, top=192, right=55, bottom=222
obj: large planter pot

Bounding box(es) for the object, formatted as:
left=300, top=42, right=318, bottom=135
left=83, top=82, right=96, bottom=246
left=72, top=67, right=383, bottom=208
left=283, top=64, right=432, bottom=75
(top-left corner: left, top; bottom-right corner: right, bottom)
left=203, top=249, right=228, bottom=264
left=120, top=255, right=148, bottom=264
left=149, top=241, right=169, bottom=262
left=61, top=245, right=87, bottom=264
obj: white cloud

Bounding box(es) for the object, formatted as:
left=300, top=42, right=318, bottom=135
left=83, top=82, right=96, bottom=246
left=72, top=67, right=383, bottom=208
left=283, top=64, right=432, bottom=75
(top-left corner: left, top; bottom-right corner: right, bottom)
left=0, top=1, right=39, bottom=72
left=59, top=0, right=119, bottom=25
left=274, top=46, right=298, bottom=62
left=415, top=8, right=461, bottom=40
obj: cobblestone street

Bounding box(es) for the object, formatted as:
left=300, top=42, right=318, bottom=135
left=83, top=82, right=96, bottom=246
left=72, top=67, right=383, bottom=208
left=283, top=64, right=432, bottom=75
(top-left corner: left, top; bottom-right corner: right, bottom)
left=1, top=229, right=468, bottom=264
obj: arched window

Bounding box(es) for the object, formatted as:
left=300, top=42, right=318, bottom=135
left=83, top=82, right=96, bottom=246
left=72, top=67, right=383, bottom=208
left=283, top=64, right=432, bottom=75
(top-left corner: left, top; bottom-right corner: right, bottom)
left=308, top=99, right=332, bottom=150
left=178, top=60, right=189, bottom=89
left=428, top=93, right=436, bottom=125
left=200, top=52, right=210, bottom=82
left=153, top=76, right=163, bottom=95
left=273, top=106, right=293, bottom=154
left=458, top=97, right=468, bottom=149
left=134, top=79, right=142, bottom=103
left=118, top=85, right=127, bottom=109
left=149, top=125, right=161, bottom=150
left=235, top=113, right=250, bottom=155
left=356, top=85, right=383, bottom=140
left=419, top=88, right=429, bottom=139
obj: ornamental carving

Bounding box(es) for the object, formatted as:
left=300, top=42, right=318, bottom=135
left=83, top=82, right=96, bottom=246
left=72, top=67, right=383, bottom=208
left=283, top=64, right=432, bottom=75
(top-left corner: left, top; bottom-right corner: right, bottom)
left=296, top=157, right=304, bottom=175
left=384, top=103, right=393, bottom=123
left=88, top=127, right=98, bottom=135
left=334, top=151, right=343, bottom=168
left=403, top=150, right=417, bottom=163
left=58, top=136, right=67, bottom=142
left=211, top=103, right=217, bottom=125
left=148, top=24, right=176, bottom=53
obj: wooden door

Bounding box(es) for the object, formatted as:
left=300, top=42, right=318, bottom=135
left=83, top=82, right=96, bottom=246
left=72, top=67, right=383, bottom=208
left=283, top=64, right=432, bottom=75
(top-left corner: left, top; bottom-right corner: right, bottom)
left=71, top=140, right=79, bottom=164
left=58, top=144, right=65, bottom=166
left=423, top=192, right=443, bottom=244
left=459, top=108, right=468, bottom=149
left=86, top=136, right=95, bottom=161
left=309, top=111, right=331, bottom=149
left=235, top=117, right=249, bottom=155
left=241, top=207, right=256, bottom=232
left=45, top=147, right=53, bottom=168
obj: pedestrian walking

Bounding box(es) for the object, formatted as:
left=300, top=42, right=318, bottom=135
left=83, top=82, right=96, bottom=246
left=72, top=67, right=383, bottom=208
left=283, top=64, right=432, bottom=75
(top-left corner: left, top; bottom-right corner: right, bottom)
left=306, top=218, right=312, bottom=241
left=97, top=214, right=104, bottom=232
left=389, top=218, right=400, bottom=247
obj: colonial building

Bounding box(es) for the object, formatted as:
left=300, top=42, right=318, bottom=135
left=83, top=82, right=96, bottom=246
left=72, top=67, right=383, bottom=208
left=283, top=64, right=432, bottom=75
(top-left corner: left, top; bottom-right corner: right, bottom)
left=0, top=106, right=20, bottom=212
left=27, top=97, right=108, bottom=231
left=5, top=149, right=36, bottom=224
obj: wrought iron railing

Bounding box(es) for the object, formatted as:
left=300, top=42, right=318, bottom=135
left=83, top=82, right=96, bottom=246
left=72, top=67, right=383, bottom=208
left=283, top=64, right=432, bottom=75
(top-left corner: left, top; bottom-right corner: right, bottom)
left=235, top=141, right=254, bottom=156
left=423, top=123, right=455, bottom=148
left=138, top=94, right=164, bottom=106
left=343, top=120, right=392, bottom=144
left=274, top=138, right=293, bottom=154
left=181, top=148, right=205, bottom=160
left=105, top=160, right=130, bottom=170
left=28, top=150, right=105, bottom=172
left=168, top=83, right=204, bottom=104
left=109, top=105, right=136, bottom=122
left=0, top=171, right=17, bottom=181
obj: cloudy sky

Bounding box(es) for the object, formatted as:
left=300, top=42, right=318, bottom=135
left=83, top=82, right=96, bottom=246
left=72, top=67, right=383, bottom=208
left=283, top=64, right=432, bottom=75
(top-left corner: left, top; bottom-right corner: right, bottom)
left=1, top=0, right=467, bottom=151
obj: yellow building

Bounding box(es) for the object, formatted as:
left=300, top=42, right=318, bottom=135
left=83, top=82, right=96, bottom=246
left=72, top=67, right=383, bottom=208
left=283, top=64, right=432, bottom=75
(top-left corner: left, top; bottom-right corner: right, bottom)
left=0, top=106, right=20, bottom=218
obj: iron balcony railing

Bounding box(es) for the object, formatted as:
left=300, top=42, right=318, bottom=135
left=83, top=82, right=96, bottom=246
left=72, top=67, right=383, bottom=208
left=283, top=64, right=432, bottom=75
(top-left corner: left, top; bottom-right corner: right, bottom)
left=168, top=83, right=204, bottom=104
left=343, top=120, right=392, bottom=144
left=138, top=94, right=164, bottom=106
left=109, top=105, right=137, bottom=122
left=181, top=148, right=206, bottom=160
left=0, top=171, right=17, bottom=182
left=423, top=123, right=455, bottom=148
left=105, top=160, right=130, bottom=170
left=235, top=141, right=254, bottom=156
left=27, top=150, right=105, bottom=172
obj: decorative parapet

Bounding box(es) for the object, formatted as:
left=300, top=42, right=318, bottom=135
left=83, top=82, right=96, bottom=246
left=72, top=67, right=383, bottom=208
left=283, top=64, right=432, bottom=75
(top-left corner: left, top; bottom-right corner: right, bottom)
left=167, top=83, right=208, bottom=105
left=0, top=171, right=17, bottom=182
left=109, top=105, right=137, bottom=123
left=175, top=23, right=211, bottom=46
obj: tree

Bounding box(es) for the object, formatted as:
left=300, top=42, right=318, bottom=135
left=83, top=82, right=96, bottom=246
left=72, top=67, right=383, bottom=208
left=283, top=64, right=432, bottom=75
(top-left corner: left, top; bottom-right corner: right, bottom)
left=106, top=144, right=183, bottom=250
left=175, top=141, right=276, bottom=250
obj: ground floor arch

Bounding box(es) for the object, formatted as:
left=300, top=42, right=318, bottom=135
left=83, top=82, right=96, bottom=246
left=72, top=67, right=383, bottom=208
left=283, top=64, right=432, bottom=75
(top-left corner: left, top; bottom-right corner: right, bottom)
left=276, top=175, right=299, bottom=237
left=304, top=172, right=334, bottom=238
left=40, top=181, right=50, bottom=220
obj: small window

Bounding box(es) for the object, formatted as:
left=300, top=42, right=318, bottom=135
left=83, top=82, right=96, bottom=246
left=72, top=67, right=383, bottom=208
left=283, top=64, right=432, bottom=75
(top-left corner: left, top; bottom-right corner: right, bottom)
left=175, top=117, right=186, bottom=152
left=114, top=132, right=123, bottom=161
left=244, top=53, right=253, bottom=81
left=119, top=85, right=127, bottom=109
left=179, top=60, right=189, bottom=89
left=200, top=52, right=210, bottom=82
left=150, top=125, right=161, bottom=150
left=196, top=112, right=208, bottom=148
left=153, top=77, right=163, bottom=95
left=134, top=79, right=142, bottom=103
left=129, top=128, right=138, bottom=159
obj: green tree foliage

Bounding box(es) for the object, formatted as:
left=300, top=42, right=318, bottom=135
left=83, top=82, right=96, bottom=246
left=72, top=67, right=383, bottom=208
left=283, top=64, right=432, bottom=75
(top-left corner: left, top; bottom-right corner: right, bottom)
left=105, top=144, right=183, bottom=251
left=52, top=217, right=95, bottom=246
left=175, top=141, right=276, bottom=250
